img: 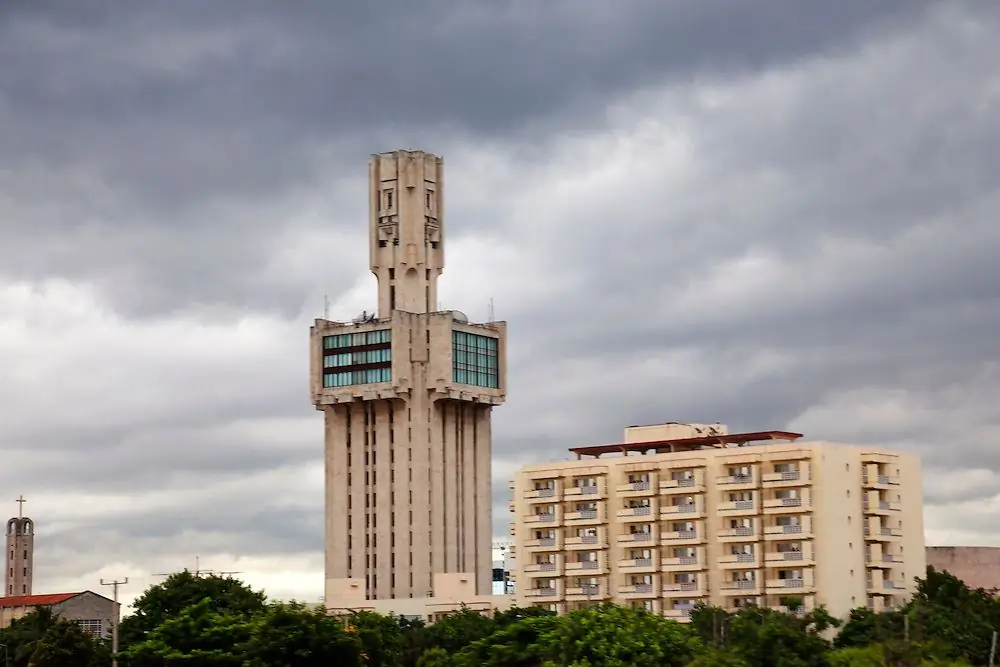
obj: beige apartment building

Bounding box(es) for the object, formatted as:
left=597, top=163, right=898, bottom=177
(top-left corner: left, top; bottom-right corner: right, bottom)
left=510, top=423, right=925, bottom=621
left=310, top=150, right=507, bottom=610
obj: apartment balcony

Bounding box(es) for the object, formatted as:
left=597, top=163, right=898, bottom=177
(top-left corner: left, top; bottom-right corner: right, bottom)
left=764, top=524, right=812, bottom=540
left=861, top=474, right=892, bottom=489
left=774, top=605, right=807, bottom=618
left=765, top=549, right=814, bottom=566
left=766, top=579, right=812, bottom=595
left=863, top=527, right=901, bottom=542
left=659, top=473, right=706, bottom=495
left=723, top=599, right=763, bottom=612
left=618, top=581, right=659, bottom=599
left=617, top=479, right=657, bottom=498
left=564, top=509, right=604, bottom=525
left=659, top=501, right=703, bottom=520
left=718, top=526, right=759, bottom=542
left=717, top=499, right=757, bottom=515
left=525, top=486, right=561, bottom=503
left=763, top=497, right=811, bottom=514
left=862, top=500, right=900, bottom=515
left=523, top=511, right=561, bottom=526
left=718, top=553, right=760, bottom=568
left=719, top=580, right=762, bottom=595
left=762, top=470, right=806, bottom=487
left=662, top=581, right=704, bottom=598
left=564, top=534, right=606, bottom=550
left=867, top=578, right=906, bottom=594
left=661, top=553, right=704, bottom=572
left=566, top=556, right=605, bottom=574
left=619, top=557, right=658, bottom=573
left=564, top=584, right=604, bottom=601
left=523, top=537, right=561, bottom=552
left=565, top=482, right=606, bottom=499
left=524, top=584, right=562, bottom=599
left=662, top=605, right=694, bottom=622
left=617, top=530, right=657, bottom=545
left=618, top=505, right=656, bottom=522
left=660, top=530, right=702, bottom=546
left=715, top=473, right=756, bottom=490
left=524, top=558, right=564, bottom=576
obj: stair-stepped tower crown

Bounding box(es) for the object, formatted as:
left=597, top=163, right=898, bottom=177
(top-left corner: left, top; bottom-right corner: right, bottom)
left=370, top=150, right=445, bottom=317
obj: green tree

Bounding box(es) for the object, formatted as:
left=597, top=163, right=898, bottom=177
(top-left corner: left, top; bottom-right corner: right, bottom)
left=414, top=608, right=496, bottom=657
left=534, top=604, right=701, bottom=667
left=117, top=598, right=251, bottom=666
left=904, top=567, right=998, bottom=665
left=722, top=604, right=834, bottom=667
left=119, top=571, right=265, bottom=649
left=242, top=602, right=362, bottom=667
left=454, top=613, right=560, bottom=667
left=346, top=610, right=411, bottom=667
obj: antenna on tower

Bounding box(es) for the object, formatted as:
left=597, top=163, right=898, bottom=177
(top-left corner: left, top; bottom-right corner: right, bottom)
left=488, top=297, right=495, bottom=323
left=323, top=294, right=330, bottom=320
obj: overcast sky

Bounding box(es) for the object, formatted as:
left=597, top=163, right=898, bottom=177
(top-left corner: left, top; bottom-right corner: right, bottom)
left=1, top=1, right=999, bottom=610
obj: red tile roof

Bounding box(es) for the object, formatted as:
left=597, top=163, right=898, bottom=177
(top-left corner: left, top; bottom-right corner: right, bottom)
left=0, top=593, right=79, bottom=608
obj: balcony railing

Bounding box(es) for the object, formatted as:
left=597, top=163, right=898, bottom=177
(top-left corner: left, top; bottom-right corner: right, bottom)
left=769, top=524, right=803, bottom=534
left=526, top=587, right=558, bottom=597
left=718, top=474, right=754, bottom=485
left=630, top=481, right=652, bottom=491
left=621, top=506, right=653, bottom=516
left=721, top=580, right=758, bottom=590
left=662, top=530, right=698, bottom=541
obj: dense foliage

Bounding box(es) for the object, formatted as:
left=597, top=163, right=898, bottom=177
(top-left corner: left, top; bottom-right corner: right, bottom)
left=6, top=566, right=1000, bottom=665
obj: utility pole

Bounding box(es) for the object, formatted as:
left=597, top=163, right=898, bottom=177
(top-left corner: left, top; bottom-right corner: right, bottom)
left=101, top=577, right=128, bottom=667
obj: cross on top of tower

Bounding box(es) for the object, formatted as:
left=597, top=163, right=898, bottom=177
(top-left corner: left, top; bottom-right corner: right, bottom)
left=15, top=495, right=25, bottom=519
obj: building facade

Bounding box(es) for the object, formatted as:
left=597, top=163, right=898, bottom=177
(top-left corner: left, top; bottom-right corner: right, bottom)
left=510, top=423, right=925, bottom=621
left=0, top=591, right=119, bottom=638
left=311, top=150, right=507, bottom=608
left=5, top=499, right=34, bottom=596
left=926, top=546, right=1000, bottom=592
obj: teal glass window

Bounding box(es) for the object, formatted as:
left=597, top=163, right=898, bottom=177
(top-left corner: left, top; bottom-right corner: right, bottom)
left=320, top=329, right=391, bottom=388
left=323, top=367, right=391, bottom=388
left=452, top=330, right=499, bottom=389
left=323, top=329, right=391, bottom=349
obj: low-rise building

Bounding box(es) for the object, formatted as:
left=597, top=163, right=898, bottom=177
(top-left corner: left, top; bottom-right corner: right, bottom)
left=510, top=422, right=925, bottom=621
left=326, top=572, right=514, bottom=623
left=926, top=546, right=1000, bottom=592
left=0, top=591, right=120, bottom=638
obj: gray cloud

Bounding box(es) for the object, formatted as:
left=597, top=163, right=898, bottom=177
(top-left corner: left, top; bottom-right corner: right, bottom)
left=0, top=0, right=997, bottom=605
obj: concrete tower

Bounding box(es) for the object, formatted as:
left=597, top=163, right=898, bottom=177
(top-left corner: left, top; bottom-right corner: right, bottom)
left=310, top=150, right=507, bottom=608
left=5, top=496, right=34, bottom=597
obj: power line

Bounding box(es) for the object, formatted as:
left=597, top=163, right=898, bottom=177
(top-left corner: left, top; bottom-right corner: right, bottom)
left=100, top=577, right=128, bottom=667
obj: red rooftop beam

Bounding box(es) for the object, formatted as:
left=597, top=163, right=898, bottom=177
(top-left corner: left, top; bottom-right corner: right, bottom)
left=569, top=430, right=804, bottom=459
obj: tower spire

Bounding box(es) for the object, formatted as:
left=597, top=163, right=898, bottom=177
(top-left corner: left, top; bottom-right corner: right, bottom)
left=15, top=495, right=25, bottom=520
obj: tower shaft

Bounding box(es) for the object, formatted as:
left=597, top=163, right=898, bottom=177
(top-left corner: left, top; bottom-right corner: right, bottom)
left=5, top=515, right=34, bottom=597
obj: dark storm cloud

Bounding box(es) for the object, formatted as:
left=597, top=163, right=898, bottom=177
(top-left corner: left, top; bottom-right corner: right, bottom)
left=0, top=0, right=936, bottom=316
